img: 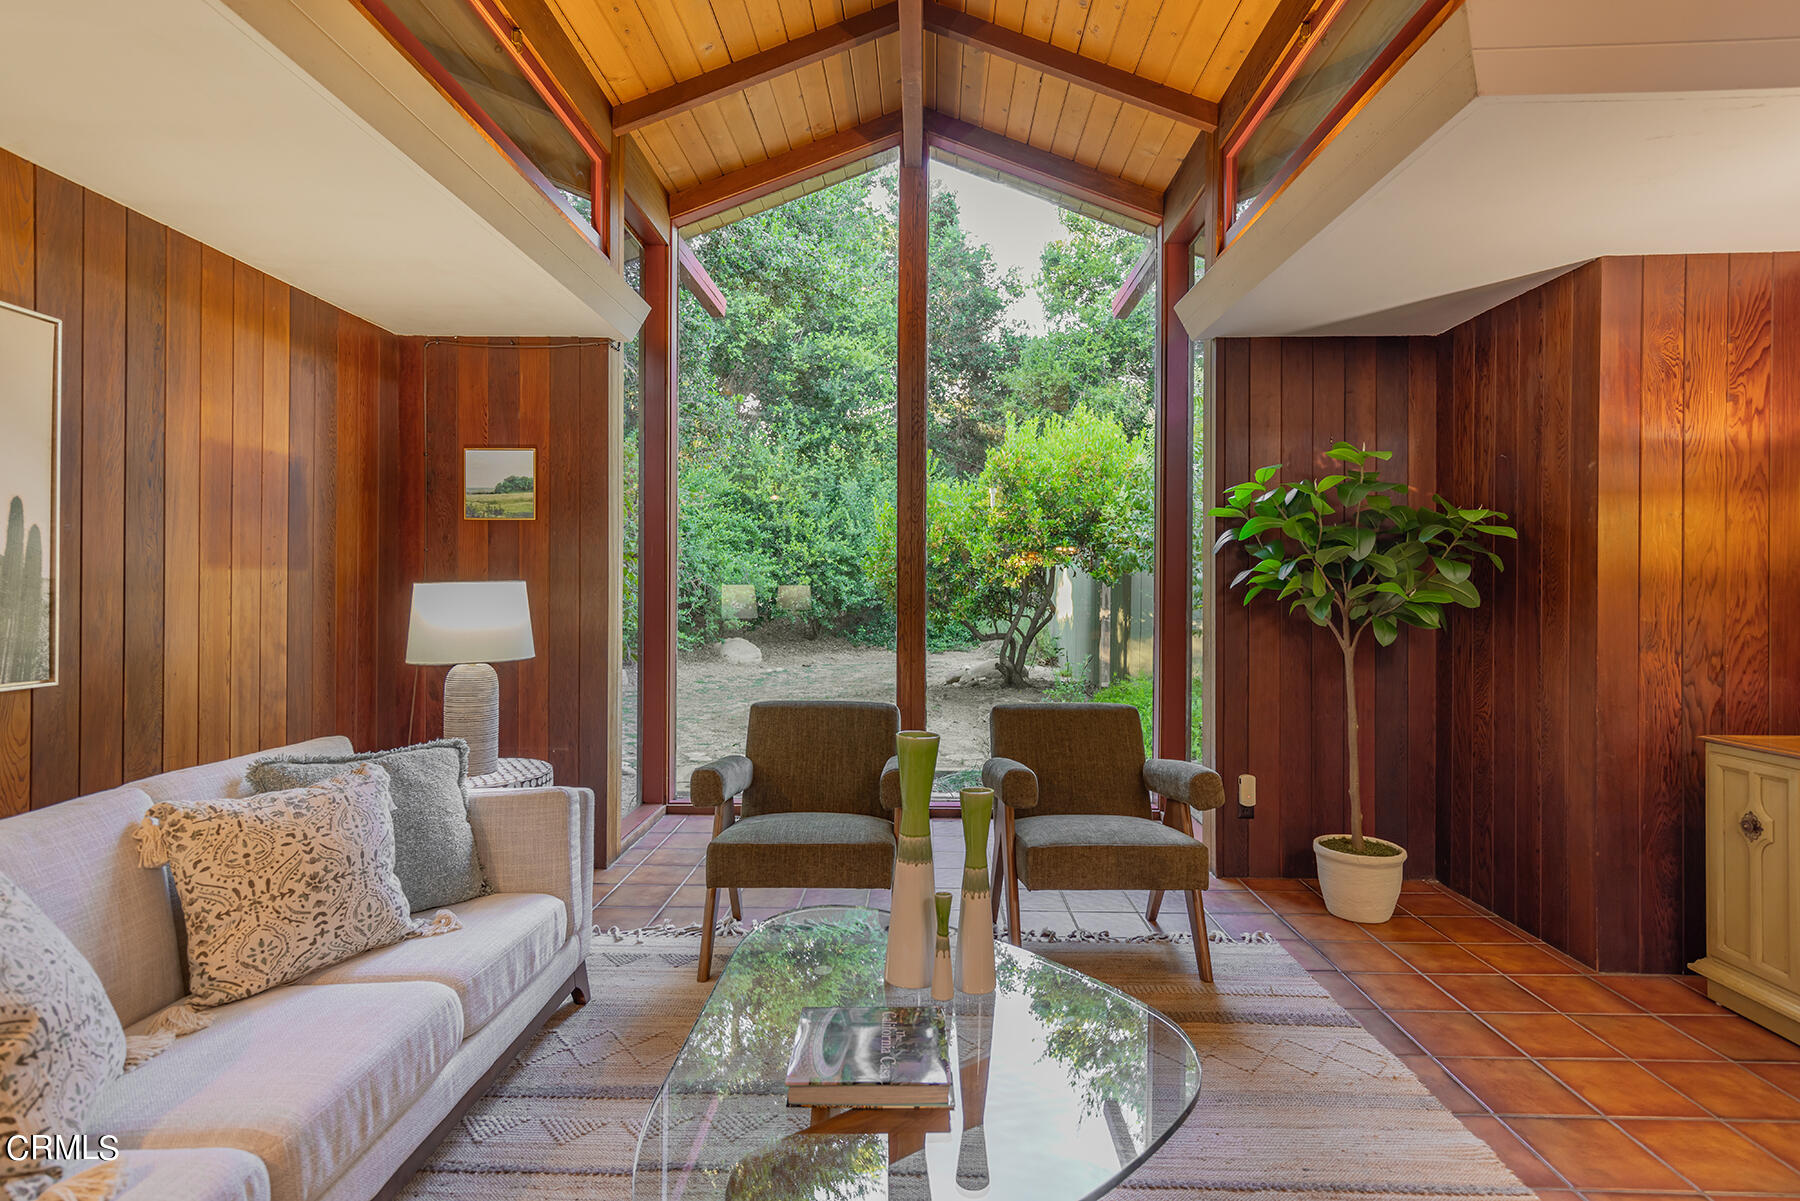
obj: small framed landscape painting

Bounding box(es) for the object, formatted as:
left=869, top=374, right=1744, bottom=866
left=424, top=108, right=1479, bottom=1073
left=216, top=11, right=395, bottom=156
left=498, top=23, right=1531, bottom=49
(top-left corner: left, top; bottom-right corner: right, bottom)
left=0, top=300, right=60, bottom=691
left=464, top=447, right=537, bottom=520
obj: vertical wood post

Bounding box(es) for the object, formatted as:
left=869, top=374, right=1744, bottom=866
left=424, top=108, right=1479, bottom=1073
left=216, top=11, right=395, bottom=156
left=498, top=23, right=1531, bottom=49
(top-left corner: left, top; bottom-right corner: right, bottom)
left=1153, top=239, right=1193, bottom=763
left=896, top=160, right=929, bottom=729
left=640, top=236, right=678, bottom=808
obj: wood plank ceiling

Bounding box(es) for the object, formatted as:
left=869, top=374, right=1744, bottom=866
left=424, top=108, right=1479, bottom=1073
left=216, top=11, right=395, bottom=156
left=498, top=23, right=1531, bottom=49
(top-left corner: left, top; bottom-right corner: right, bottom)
left=543, top=0, right=1282, bottom=229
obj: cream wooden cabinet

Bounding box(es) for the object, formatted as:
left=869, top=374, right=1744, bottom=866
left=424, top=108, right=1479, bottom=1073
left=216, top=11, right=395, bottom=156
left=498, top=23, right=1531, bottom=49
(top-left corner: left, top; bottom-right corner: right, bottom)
left=1693, top=736, right=1800, bottom=1045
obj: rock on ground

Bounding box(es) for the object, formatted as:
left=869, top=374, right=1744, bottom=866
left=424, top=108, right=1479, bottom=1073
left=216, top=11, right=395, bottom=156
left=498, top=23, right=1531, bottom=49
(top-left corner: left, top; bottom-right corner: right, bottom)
left=717, top=637, right=763, bottom=664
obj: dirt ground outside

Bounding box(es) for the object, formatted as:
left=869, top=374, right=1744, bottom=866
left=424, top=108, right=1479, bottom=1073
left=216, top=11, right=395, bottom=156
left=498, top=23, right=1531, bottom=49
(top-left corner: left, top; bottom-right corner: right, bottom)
left=620, top=634, right=1060, bottom=806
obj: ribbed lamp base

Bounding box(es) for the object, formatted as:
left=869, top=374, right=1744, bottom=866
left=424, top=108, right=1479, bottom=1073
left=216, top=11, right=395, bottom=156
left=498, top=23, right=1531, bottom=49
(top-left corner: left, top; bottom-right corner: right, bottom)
left=445, top=662, right=500, bottom=776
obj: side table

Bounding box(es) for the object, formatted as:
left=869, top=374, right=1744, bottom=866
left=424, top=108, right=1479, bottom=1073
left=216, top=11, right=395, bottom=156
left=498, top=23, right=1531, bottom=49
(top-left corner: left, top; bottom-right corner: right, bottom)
left=468, top=757, right=554, bottom=790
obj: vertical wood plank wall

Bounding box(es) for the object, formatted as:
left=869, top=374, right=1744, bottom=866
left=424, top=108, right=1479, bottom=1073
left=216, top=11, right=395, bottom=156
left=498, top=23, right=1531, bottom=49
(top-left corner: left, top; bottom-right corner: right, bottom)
left=387, top=338, right=617, bottom=836
left=1211, top=336, right=1440, bottom=878
left=0, top=150, right=394, bottom=814
left=1437, top=265, right=1604, bottom=962
left=1439, top=255, right=1800, bottom=971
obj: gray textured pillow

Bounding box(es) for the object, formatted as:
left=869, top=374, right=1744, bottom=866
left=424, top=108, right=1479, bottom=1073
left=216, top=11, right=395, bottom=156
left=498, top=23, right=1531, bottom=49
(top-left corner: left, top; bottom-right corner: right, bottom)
left=0, top=870, right=126, bottom=1182
left=248, top=739, right=488, bottom=911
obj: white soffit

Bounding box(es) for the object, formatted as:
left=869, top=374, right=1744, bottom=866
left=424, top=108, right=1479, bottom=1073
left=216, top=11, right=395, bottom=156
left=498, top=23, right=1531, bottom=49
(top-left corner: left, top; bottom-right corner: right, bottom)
left=0, top=0, right=648, bottom=338
left=1177, top=0, right=1800, bottom=340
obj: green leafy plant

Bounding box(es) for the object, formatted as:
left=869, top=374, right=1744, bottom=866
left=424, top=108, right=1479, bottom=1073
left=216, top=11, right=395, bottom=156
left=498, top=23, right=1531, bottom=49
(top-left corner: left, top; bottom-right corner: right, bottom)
left=869, top=407, right=1150, bottom=685
left=1212, top=443, right=1516, bottom=854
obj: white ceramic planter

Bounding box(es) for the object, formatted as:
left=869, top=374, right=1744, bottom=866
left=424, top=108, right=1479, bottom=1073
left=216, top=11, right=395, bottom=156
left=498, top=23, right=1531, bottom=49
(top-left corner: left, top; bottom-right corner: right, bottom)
left=1313, top=835, right=1408, bottom=924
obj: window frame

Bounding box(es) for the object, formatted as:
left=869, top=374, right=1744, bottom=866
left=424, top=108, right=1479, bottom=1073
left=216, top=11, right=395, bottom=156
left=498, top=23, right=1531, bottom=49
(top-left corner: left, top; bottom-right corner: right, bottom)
left=1218, top=0, right=1457, bottom=251
left=359, top=0, right=611, bottom=256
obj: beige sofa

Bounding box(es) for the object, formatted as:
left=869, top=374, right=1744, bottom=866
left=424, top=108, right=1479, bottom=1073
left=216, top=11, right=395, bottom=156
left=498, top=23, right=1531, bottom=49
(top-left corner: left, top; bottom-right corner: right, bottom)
left=0, top=736, right=595, bottom=1201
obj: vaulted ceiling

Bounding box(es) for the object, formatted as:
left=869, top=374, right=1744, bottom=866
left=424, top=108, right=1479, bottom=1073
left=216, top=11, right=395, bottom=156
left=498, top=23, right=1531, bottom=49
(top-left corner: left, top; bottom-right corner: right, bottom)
left=543, top=0, right=1285, bottom=229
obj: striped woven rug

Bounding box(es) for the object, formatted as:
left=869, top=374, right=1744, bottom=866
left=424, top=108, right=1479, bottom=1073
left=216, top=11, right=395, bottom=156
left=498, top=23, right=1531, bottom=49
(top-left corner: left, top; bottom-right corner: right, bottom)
left=401, top=930, right=1529, bottom=1200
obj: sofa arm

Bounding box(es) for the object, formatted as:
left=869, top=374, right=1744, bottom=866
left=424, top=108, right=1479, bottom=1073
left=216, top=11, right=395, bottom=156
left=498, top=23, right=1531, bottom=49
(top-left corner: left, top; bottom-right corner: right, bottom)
left=1143, top=759, right=1226, bottom=812
left=981, top=757, right=1038, bottom=810
left=468, top=785, right=594, bottom=954
left=879, top=756, right=901, bottom=811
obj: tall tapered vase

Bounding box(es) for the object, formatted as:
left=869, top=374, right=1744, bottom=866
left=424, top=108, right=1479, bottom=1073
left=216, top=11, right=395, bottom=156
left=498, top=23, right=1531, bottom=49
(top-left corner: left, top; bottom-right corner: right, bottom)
left=933, top=892, right=954, bottom=1001
left=957, top=786, right=996, bottom=994
left=885, top=730, right=938, bottom=989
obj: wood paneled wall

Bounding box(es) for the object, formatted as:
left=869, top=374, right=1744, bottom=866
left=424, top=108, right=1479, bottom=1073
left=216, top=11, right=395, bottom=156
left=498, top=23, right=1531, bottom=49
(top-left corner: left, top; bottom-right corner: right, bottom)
left=386, top=338, right=617, bottom=834
left=1439, top=256, right=1800, bottom=972
left=1436, top=264, right=1603, bottom=960
left=0, top=150, right=396, bottom=815
left=1211, top=336, right=1440, bottom=878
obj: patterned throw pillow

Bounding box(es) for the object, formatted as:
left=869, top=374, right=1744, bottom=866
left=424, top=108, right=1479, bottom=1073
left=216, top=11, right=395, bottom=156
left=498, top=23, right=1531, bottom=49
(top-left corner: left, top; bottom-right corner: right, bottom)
left=0, top=871, right=126, bottom=1183
left=135, top=765, right=418, bottom=1007
left=247, top=739, right=488, bottom=912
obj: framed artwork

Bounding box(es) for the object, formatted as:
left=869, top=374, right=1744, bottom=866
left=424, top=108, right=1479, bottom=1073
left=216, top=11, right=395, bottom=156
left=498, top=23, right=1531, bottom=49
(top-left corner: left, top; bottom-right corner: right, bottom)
left=464, top=447, right=537, bottom=520
left=0, top=300, right=60, bottom=691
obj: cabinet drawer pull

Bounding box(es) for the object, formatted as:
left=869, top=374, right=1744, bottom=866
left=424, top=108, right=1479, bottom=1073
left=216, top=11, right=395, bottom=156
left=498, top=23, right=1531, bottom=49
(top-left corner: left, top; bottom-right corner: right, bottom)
left=1740, top=811, right=1767, bottom=842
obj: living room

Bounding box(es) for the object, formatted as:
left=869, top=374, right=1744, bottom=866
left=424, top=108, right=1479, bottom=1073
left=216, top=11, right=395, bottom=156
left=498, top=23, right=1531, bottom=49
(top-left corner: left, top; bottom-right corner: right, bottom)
left=4, top=1, right=1800, bottom=1199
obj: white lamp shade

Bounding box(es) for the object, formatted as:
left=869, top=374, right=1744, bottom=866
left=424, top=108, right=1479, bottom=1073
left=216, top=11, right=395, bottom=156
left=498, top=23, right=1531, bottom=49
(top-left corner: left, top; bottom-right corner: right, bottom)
left=405, top=581, right=535, bottom=665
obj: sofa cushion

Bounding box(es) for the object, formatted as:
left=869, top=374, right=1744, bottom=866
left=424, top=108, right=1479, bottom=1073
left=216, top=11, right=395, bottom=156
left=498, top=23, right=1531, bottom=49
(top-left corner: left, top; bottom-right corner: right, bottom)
left=114, top=1148, right=271, bottom=1201
left=133, top=737, right=354, bottom=806
left=248, top=740, right=488, bottom=912
left=705, top=812, right=896, bottom=889
left=1012, top=814, right=1209, bottom=891
left=0, top=871, right=127, bottom=1180
left=0, top=786, right=181, bottom=1028
left=91, top=981, right=462, bottom=1201
left=139, top=765, right=419, bottom=1007
left=295, top=893, right=564, bottom=1035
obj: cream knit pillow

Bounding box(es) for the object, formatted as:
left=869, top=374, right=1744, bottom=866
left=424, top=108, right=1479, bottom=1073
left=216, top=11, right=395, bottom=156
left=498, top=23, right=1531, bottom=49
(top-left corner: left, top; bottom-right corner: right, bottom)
left=135, top=765, right=419, bottom=1007
left=0, top=872, right=125, bottom=1185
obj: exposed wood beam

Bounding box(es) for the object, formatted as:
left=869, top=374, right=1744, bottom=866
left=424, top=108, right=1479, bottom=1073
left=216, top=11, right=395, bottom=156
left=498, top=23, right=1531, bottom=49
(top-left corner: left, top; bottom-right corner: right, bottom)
left=668, top=113, right=902, bottom=227
left=900, top=0, right=924, bottom=166
left=1219, top=0, right=1318, bottom=139
left=924, top=112, right=1161, bottom=226
left=1111, top=244, right=1156, bottom=319
left=1161, top=134, right=1210, bottom=246
left=677, top=237, right=727, bottom=318
left=922, top=1, right=1217, bottom=130
left=612, top=4, right=898, bottom=134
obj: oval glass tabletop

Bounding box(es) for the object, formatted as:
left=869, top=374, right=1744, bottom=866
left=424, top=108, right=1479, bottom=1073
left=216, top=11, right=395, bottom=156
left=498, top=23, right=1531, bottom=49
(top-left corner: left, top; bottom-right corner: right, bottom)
left=632, top=907, right=1200, bottom=1201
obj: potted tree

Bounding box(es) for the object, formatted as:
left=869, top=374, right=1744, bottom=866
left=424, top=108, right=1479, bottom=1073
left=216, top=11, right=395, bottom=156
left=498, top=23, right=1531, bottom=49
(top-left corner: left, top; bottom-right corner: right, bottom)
left=1212, top=444, right=1515, bottom=923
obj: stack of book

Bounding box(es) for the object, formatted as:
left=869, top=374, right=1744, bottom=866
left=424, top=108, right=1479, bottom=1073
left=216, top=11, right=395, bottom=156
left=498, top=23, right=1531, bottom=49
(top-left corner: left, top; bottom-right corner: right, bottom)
left=784, top=1006, right=952, bottom=1109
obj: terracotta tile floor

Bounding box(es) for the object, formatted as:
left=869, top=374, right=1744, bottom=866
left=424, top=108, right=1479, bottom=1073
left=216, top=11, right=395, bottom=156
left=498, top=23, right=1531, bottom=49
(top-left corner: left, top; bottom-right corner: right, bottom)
left=597, top=814, right=1800, bottom=1200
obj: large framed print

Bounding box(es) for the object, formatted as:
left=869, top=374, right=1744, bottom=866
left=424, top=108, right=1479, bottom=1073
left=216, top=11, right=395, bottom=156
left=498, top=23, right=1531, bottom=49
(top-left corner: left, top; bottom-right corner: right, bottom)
left=0, top=300, right=60, bottom=691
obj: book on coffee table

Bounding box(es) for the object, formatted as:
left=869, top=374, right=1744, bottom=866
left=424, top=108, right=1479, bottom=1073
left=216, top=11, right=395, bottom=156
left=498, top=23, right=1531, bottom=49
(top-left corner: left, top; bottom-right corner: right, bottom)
left=785, top=1006, right=952, bottom=1108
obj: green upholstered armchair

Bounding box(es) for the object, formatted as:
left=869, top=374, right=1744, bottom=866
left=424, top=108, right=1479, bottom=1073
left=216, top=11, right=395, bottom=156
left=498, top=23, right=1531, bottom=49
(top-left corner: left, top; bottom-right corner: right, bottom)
left=689, top=700, right=902, bottom=980
left=981, top=702, right=1227, bottom=981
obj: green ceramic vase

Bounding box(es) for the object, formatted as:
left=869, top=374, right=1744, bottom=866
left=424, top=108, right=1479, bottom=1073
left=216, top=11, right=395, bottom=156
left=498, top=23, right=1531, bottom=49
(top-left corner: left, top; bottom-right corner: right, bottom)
left=885, top=730, right=938, bottom=988
left=957, top=786, right=996, bottom=993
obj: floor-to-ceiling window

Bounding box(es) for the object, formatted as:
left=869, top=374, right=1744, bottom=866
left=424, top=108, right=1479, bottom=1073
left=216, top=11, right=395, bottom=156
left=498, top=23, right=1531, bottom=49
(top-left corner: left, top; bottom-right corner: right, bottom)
left=619, top=230, right=645, bottom=823
left=922, top=165, right=1159, bottom=790
left=670, top=170, right=900, bottom=794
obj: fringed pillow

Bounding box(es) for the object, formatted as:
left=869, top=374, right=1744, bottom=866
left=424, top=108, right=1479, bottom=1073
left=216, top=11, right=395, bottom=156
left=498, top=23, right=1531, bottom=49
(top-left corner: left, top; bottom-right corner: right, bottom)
left=134, top=765, right=433, bottom=1008
left=0, top=872, right=125, bottom=1187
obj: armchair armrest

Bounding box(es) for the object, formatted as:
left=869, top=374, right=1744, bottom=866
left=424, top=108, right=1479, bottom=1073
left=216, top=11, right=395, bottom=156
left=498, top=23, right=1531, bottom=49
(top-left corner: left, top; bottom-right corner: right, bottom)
left=468, top=785, right=594, bottom=954
left=691, top=754, right=753, bottom=811
left=981, top=757, right=1038, bottom=810
left=879, top=756, right=901, bottom=811
left=1143, top=759, right=1226, bottom=812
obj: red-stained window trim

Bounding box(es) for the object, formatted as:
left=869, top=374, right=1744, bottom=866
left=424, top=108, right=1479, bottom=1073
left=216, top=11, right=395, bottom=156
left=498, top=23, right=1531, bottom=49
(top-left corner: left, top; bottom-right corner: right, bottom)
left=1218, top=0, right=1457, bottom=252
left=360, top=0, right=611, bottom=255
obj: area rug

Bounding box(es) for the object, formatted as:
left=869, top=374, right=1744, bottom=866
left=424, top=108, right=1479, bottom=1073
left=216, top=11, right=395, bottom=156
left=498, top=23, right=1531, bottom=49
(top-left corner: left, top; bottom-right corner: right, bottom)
left=400, top=927, right=1529, bottom=1200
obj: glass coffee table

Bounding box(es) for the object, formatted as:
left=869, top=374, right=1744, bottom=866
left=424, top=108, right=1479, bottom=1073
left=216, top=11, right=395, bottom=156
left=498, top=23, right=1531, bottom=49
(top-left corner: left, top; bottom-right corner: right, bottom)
left=633, top=907, right=1200, bottom=1201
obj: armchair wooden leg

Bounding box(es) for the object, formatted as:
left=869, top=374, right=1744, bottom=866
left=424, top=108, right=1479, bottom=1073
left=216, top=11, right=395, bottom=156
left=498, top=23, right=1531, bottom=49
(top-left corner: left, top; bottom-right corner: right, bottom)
left=729, top=888, right=742, bottom=921
left=1002, top=808, right=1022, bottom=946
left=698, top=888, right=719, bottom=982
left=1186, top=889, right=1213, bottom=983
left=1146, top=889, right=1164, bottom=922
